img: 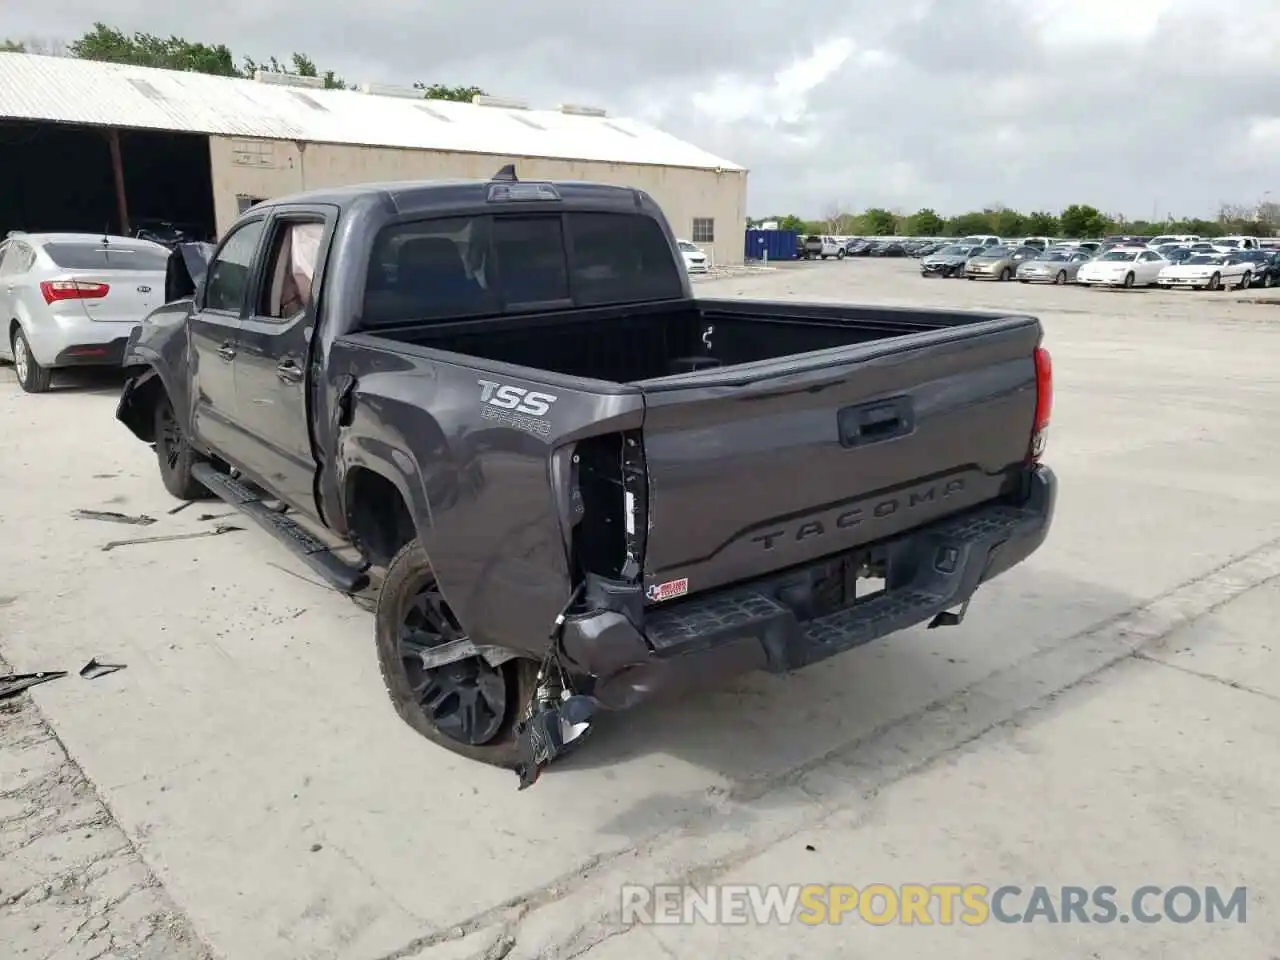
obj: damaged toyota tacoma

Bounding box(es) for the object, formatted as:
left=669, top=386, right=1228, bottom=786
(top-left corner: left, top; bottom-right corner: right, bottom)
left=116, top=168, right=1057, bottom=788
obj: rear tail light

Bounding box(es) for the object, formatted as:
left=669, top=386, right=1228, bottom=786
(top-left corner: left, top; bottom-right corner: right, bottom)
left=1030, top=345, right=1053, bottom=461
left=40, top=280, right=110, bottom=304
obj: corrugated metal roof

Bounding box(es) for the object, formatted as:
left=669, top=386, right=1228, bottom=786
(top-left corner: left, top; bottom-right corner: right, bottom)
left=0, top=53, right=745, bottom=172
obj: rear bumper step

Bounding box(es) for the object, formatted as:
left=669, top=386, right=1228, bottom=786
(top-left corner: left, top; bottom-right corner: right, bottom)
left=191, top=463, right=369, bottom=594
left=561, top=465, right=1057, bottom=709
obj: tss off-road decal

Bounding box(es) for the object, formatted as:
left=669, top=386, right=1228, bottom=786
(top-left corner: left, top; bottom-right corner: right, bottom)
left=477, top=380, right=558, bottom=437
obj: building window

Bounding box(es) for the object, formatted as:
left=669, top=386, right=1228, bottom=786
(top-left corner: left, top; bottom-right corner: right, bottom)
left=692, top=218, right=715, bottom=243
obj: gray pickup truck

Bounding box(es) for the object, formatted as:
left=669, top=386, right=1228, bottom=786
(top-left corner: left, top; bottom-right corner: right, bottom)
left=116, top=167, right=1057, bottom=787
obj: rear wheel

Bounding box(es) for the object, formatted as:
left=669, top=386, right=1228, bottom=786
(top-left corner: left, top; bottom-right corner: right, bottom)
left=1122, top=272, right=1135, bottom=289
left=1056, top=270, right=1067, bottom=285
left=375, top=540, right=538, bottom=767
left=11, top=329, right=52, bottom=394
left=154, top=394, right=210, bottom=500
left=999, top=267, right=1012, bottom=281
left=836, top=248, right=846, bottom=260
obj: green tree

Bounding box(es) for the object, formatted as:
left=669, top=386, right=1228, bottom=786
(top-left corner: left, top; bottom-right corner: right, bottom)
left=905, top=208, right=945, bottom=236
left=1, top=39, right=25, bottom=52
left=991, top=208, right=1026, bottom=237
left=414, top=83, right=487, bottom=102
left=777, top=214, right=806, bottom=232
left=862, top=207, right=898, bottom=236
left=1058, top=204, right=1108, bottom=238
left=1024, top=211, right=1059, bottom=236
left=69, top=22, right=240, bottom=75
left=946, top=211, right=995, bottom=236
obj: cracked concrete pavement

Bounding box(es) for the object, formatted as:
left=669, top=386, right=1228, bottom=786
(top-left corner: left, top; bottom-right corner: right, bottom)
left=0, top=658, right=210, bottom=960
left=2, top=257, right=1279, bottom=959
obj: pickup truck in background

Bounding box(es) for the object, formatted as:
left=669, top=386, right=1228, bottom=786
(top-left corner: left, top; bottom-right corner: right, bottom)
left=116, top=167, right=1057, bottom=788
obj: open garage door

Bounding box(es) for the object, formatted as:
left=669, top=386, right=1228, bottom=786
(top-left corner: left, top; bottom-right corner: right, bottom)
left=0, top=121, right=216, bottom=243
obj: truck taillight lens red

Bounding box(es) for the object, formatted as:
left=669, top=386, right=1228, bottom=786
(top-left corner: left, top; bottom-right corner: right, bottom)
left=40, top=280, right=110, bottom=304
left=1030, top=345, right=1052, bottom=461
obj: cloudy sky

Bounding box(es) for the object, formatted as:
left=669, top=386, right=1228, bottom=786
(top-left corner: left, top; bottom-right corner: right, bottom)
left=8, top=0, right=1280, bottom=218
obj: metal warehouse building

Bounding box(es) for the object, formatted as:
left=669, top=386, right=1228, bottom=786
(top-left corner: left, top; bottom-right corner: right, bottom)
left=0, top=52, right=747, bottom=265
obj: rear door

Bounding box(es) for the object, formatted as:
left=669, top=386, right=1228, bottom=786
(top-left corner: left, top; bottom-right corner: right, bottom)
left=230, top=205, right=335, bottom=512
left=637, top=319, right=1042, bottom=599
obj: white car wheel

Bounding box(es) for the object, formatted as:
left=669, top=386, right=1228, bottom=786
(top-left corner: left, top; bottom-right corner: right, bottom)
left=11, top=328, right=53, bottom=394
left=13, top=333, right=28, bottom=383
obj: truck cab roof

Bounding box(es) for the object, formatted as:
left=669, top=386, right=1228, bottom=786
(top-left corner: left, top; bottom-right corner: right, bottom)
left=244, top=176, right=663, bottom=221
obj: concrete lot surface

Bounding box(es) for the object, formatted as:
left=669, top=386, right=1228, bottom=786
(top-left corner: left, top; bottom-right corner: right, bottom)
left=2, top=256, right=1279, bottom=959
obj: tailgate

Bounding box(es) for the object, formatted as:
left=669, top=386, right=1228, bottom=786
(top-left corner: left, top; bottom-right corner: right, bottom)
left=637, top=318, right=1042, bottom=600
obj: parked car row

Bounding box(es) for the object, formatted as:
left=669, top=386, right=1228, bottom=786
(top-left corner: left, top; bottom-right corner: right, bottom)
left=918, top=236, right=1280, bottom=291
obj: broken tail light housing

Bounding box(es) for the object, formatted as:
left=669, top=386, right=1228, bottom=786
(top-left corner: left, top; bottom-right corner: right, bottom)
left=41, top=280, right=110, bottom=304
left=1030, top=345, right=1052, bottom=461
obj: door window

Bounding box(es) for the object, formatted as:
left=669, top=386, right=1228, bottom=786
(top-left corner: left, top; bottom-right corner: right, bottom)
left=258, top=220, right=326, bottom=320
left=203, top=219, right=266, bottom=313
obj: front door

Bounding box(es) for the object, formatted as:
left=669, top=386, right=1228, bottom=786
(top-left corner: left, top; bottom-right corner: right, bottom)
left=188, top=217, right=267, bottom=457
left=231, top=206, right=335, bottom=514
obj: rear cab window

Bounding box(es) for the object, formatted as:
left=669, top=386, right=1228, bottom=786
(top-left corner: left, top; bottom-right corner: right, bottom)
left=41, top=242, right=170, bottom=272
left=360, top=211, right=684, bottom=326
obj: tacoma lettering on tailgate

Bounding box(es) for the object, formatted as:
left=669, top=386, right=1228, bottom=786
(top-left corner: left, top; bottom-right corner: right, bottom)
left=751, top=477, right=967, bottom=551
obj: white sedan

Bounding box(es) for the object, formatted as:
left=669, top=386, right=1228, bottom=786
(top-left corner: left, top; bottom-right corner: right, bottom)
left=1156, top=253, right=1252, bottom=291
left=676, top=240, right=709, bottom=274
left=1076, top=248, right=1169, bottom=288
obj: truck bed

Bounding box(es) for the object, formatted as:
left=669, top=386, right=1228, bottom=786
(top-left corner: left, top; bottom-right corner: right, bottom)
left=365, top=297, right=1004, bottom=385
left=359, top=298, right=1044, bottom=603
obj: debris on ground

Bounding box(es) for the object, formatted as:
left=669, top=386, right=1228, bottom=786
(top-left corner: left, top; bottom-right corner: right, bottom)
left=79, top=659, right=127, bottom=680
left=101, top=525, right=244, bottom=552
left=197, top=512, right=236, bottom=522
left=0, top=670, right=67, bottom=700
left=72, top=509, right=157, bottom=526
left=166, top=500, right=195, bottom=515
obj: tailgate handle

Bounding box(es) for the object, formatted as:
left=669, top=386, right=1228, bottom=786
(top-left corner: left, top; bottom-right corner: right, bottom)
left=838, top=397, right=915, bottom=448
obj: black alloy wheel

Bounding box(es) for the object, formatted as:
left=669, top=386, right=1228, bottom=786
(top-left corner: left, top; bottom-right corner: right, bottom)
left=397, top=580, right=507, bottom=746
left=375, top=540, right=537, bottom=765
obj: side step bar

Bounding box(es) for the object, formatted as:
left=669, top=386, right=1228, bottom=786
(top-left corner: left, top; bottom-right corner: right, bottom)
left=191, top=463, right=370, bottom=594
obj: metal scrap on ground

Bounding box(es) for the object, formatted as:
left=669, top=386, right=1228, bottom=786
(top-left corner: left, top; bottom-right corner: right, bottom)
left=79, top=658, right=127, bottom=680
left=71, top=508, right=157, bottom=526
left=101, top=524, right=244, bottom=551
left=0, top=670, right=68, bottom=699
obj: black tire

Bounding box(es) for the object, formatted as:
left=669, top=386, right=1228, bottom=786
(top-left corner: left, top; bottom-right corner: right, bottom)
left=1208, top=273, right=1221, bottom=291
left=999, top=267, right=1012, bottom=282
left=11, top=328, right=52, bottom=394
left=836, top=248, right=846, bottom=260
left=1238, top=271, right=1252, bottom=290
left=1123, top=272, right=1135, bottom=289
left=1056, top=270, right=1067, bottom=285
left=1263, top=273, right=1273, bottom=289
left=154, top=393, right=210, bottom=500
left=375, top=540, right=538, bottom=767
